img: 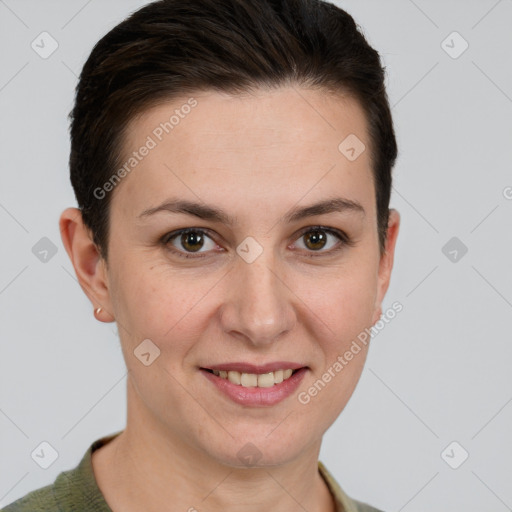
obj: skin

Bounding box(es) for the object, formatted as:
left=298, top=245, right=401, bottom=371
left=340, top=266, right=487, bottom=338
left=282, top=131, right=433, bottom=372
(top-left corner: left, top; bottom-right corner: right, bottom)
left=60, top=86, right=400, bottom=512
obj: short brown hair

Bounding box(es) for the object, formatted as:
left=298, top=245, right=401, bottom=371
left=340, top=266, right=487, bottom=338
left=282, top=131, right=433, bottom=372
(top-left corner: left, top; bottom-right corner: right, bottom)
left=69, top=0, right=398, bottom=259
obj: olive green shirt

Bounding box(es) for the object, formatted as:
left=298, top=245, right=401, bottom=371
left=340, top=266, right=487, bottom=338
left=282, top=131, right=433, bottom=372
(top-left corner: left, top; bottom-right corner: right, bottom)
left=1, top=432, right=383, bottom=512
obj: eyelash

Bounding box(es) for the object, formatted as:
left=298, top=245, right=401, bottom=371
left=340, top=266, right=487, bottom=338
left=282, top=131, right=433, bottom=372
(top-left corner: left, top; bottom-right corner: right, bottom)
left=161, top=226, right=354, bottom=259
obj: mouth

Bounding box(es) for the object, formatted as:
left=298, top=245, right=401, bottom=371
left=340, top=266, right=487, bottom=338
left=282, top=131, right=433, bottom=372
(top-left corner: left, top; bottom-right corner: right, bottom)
left=200, top=367, right=303, bottom=388
left=199, top=364, right=309, bottom=406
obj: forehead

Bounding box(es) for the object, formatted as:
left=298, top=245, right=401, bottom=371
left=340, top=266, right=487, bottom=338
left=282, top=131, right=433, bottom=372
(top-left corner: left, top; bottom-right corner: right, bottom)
left=114, top=87, right=375, bottom=220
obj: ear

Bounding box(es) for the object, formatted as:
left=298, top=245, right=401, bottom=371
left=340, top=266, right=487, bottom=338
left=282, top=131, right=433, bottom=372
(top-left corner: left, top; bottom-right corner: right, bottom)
left=59, top=207, right=115, bottom=322
left=371, top=208, right=400, bottom=325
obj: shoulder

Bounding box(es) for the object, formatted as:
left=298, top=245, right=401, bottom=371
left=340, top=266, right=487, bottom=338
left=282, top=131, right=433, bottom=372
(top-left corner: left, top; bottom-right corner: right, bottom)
left=1, top=431, right=122, bottom=512
left=317, top=460, right=385, bottom=512
left=351, top=498, right=386, bottom=512
left=1, top=482, right=59, bottom=512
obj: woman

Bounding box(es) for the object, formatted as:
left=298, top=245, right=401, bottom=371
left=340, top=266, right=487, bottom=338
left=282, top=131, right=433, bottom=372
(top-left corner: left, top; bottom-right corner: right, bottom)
left=2, top=0, right=399, bottom=510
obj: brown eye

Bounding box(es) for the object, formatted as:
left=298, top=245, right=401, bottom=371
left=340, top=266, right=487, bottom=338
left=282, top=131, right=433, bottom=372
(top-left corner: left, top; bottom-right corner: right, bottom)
left=303, top=230, right=328, bottom=251
left=164, top=228, right=217, bottom=257
left=294, top=227, right=349, bottom=255
left=180, top=231, right=204, bottom=252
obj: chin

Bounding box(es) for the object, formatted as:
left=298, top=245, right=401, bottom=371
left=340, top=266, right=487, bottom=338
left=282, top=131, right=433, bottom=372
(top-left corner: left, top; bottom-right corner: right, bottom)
left=203, top=427, right=310, bottom=469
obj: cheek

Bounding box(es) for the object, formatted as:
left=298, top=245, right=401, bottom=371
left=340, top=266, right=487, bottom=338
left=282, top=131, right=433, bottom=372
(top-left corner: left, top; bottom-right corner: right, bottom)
left=110, top=259, right=216, bottom=350
left=334, top=272, right=377, bottom=337
left=297, top=260, right=379, bottom=344
left=299, top=271, right=377, bottom=425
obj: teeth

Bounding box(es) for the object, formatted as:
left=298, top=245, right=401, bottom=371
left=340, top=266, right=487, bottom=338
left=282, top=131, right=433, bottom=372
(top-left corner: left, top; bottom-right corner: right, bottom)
left=227, top=370, right=241, bottom=385
left=210, top=368, right=298, bottom=387
left=257, top=372, right=275, bottom=388
left=241, top=373, right=258, bottom=387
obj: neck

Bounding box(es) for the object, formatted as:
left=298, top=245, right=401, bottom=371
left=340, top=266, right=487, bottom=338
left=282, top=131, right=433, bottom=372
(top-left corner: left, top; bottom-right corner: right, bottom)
left=92, top=379, right=336, bottom=512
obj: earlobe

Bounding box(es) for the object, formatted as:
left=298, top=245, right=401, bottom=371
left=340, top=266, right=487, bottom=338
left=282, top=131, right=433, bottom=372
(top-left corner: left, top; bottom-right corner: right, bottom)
left=59, top=207, right=115, bottom=323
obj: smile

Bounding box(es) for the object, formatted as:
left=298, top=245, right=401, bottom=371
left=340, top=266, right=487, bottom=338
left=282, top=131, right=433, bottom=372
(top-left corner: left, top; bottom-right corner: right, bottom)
left=200, top=366, right=308, bottom=406
left=203, top=368, right=298, bottom=388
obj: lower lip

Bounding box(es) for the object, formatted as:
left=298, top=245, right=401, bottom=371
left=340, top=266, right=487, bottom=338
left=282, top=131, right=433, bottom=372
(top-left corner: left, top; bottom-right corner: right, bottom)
left=200, top=368, right=308, bottom=407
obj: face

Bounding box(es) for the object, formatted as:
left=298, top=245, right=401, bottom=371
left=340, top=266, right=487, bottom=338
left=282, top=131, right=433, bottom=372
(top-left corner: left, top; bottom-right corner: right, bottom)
left=70, top=87, right=399, bottom=467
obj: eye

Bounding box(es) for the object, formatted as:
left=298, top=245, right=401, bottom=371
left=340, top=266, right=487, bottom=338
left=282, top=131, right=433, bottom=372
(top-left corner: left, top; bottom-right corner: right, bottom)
left=293, top=226, right=351, bottom=256
left=162, top=225, right=352, bottom=259
left=163, top=228, right=219, bottom=258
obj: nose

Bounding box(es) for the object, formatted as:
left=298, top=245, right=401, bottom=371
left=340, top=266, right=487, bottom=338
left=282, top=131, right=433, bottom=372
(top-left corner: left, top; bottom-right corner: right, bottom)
left=219, top=250, right=296, bottom=347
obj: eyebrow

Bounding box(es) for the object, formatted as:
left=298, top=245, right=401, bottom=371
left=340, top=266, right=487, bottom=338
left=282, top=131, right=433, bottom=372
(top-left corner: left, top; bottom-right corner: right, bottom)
left=138, top=197, right=365, bottom=225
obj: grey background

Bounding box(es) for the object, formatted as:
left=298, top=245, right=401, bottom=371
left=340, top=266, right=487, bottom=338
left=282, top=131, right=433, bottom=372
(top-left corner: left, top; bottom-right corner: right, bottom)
left=1, top=0, right=511, bottom=510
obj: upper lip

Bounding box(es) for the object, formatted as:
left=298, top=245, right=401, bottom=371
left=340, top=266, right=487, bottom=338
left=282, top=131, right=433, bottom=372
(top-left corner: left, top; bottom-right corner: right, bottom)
left=201, top=362, right=307, bottom=374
